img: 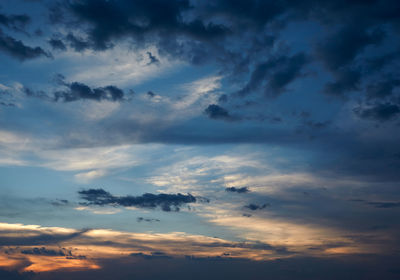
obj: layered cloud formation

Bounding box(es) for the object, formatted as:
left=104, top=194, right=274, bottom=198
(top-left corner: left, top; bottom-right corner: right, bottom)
left=0, top=0, right=399, bottom=279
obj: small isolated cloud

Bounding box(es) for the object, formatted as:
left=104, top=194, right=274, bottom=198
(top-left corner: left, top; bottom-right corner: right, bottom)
left=78, top=188, right=198, bottom=212
left=225, top=187, right=249, bottom=193
left=244, top=203, right=269, bottom=211
left=204, top=104, right=237, bottom=121
left=137, top=217, right=160, bottom=223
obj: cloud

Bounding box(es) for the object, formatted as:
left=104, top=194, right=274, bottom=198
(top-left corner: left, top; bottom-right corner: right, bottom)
left=316, top=26, right=385, bottom=72
left=0, top=30, right=51, bottom=61
left=0, top=221, right=299, bottom=273
left=24, top=75, right=129, bottom=102
left=146, top=51, right=160, bottom=65
left=244, top=203, right=268, bottom=211
left=78, top=188, right=198, bottom=212
left=74, top=169, right=108, bottom=183
left=48, top=38, right=66, bottom=51
left=236, top=53, right=308, bottom=97
left=0, top=13, right=30, bottom=31
left=354, top=103, right=400, bottom=121
left=367, top=202, right=400, bottom=209
left=225, top=187, right=249, bottom=193
left=65, top=33, right=91, bottom=52
left=21, top=247, right=71, bottom=257
left=204, top=104, right=236, bottom=121
left=130, top=251, right=172, bottom=259
left=54, top=82, right=125, bottom=102
left=0, top=226, right=89, bottom=246
left=136, top=217, right=160, bottom=223
left=366, top=78, right=400, bottom=100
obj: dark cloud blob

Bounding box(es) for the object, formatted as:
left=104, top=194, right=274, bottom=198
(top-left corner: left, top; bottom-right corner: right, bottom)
left=244, top=203, right=268, bottom=211
left=204, top=104, right=237, bottom=121
left=48, top=38, right=67, bottom=51
left=0, top=13, right=30, bottom=31
left=146, top=51, right=160, bottom=65
left=0, top=30, right=51, bottom=61
left=316, top=26, right=385, bottom=72
left=24, top=75, right=128, bottom=102
left=366, top=78, right=400, bottom=100
left=354, top=103, right=400, bottom=121
left=323, top=68, right=361, bottom=97
left=55, top=82, right=124, bottom=102
left=51, top=0, right=227, bottom=51
left=78, top=188, right=197, bottom=212
left=147, top=91, right=155, bottom=98
left=21, top=247, right=71, bottom=257
left=137, top=217, right=160, bottom=222
left=225, top=187, right=249, bottom=193
left=65, top=32, right=91, bottom=51
left=236, top=53, right=308, bottom=97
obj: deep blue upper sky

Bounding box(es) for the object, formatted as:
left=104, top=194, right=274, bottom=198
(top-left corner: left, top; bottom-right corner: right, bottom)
left=0, top=0, right=399, bottom=279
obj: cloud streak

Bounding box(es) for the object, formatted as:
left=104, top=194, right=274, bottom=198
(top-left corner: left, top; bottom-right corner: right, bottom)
left=78, top=188, right=198, bottom=212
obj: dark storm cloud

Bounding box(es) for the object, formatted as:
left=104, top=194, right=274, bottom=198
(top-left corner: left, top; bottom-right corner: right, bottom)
left=316, top=26, right=385, bottom=72
left=24, top=75, right=128, bottom=102
left=366, top=78, right=400, bottom=100
left=204, top=104, right=236, bottom=121
left=78, top=188, right=197, bottom=212
left=236, top=53, right=308, bottom=97
left=51, top=0, right=227, bottom=51
left=0, top=13, right=30, bottom=31
left=65, top=32, right=91, bottom=51
left=354, top=103, right=400, bottom=121
left=225, top=187, right=249, bottom=193
left=323, top=68, right=361, bottom=97
left=48, top=38, right=66, bottom=51
left=44, top=0, right=400, bottom=104
left=55, top=82, right=124, bottom=102
left=0, top=30, right=51, bottom=61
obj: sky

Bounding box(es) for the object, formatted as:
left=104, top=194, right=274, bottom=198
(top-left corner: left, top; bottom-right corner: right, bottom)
left=0, top=0, right=400, bottom=279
